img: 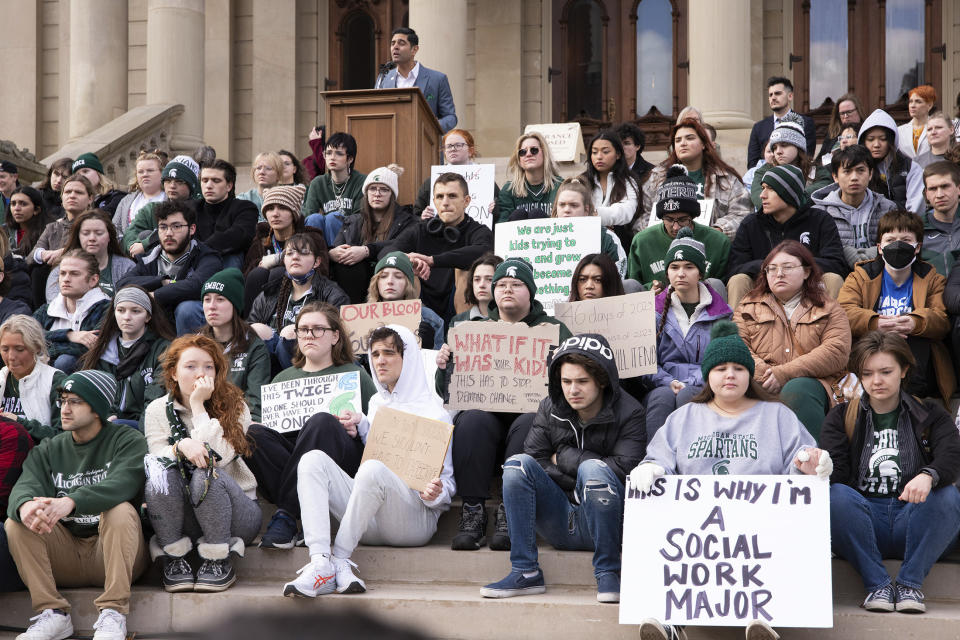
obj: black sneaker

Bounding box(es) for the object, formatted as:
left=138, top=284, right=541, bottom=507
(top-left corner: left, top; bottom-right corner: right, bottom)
left=194, top=558, right=237, bottom=592
left=862, top=582, right=896, bottom=612
left=451, top=503, right=488, bottom=550
left=639, top=619, right=687, bottom=640
left=259, top=511, right=298, bottom=549
left=894, top=583, right=926, bottom=613
left=162, top=556, right=195, bottom=593
left=489, top=502, right=511, bottom=551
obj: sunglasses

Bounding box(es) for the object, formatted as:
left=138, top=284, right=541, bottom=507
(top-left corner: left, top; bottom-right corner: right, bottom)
left=518, top=147, right=541, bottom=157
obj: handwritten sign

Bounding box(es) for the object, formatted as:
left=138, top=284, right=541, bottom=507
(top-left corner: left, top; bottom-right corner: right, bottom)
left=494, top=217, right=601, bottom=314
left=340, top=300, right=422, bottom=354
left=620, top=475, right=832, bottom=628
left=260, top=371, right=361, bottom=433
left=430, top=164, right=495, bottom=228
left=446, top=321, right=559, bottom=413
left=360, top=406, right=454, bottom=492
left=524, top=123, right=585, bottom=163
left=554, top=292, right=657, bottom=377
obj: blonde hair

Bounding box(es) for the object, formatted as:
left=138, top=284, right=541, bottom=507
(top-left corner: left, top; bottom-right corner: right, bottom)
left=366, top=267, right=421, bottom=302
left=507, top=132, right=560, bottom=198
left=251, top=152, right=284, bottom=186
left=0, top=315, right=50, bottom=364
left=550, top=177, right=596, bottom=218
left=127, top=151, right=165, bottom=192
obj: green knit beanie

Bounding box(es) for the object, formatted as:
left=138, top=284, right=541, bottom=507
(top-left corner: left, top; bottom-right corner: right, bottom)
left=72, top=153, right=104, bottom=175
left=700, top=320, right=755, bottom=380
left=760, top=164, right=807, bottom=210
left=202, top=268, right=245, bottom=314
left=492, top=257, right=537, bottom=299
left=162, top=154, right=202, bottom=200
left=665, top=226, right=707, bottom=276
left=374, top=251, right=415, bottom=285
left=58, top=370, right=117, bottom=427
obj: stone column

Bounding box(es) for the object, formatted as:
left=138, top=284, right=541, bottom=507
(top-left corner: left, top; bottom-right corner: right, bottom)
left=146, top=0, right=204, bottom=154
left=473, top=1, right=522, bottom=155
left=409, top=0, right=468, bottom=130
left=69, top=0, right=128, bottom=139
left=687, top=0, right=754, bottom=130
left=0, top=2, right=39, bottom=152
left=252, top=0, right=297, bottom=156
left=203, top=0, right=232, bottom=160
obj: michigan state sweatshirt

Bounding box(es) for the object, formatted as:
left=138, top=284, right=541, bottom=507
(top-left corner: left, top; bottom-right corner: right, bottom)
left=6, top=422, right=148, bottom=537
left=642, top=401, right=815, bottom=475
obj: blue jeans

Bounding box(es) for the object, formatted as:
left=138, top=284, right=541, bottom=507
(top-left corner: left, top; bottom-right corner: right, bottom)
left=644, top=384, right=701, bottom=444
left=830, top=483, right=960, bottom=591
left=52, top=353, right=78, bottom=374
left=502, top=453, right=623, bottom=578
left=304, top=212, right=344, bottom=247
left=264, top=332, right=294, bottom=370
left=221, top=253, right=243, bottom=270
left=174, top=301, right=206, bottom=336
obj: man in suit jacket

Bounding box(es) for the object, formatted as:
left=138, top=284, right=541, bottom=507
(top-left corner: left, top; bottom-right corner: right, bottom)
left=378, top=27, right=458, bottom=133
left=747, top=76, right=817, bottom=168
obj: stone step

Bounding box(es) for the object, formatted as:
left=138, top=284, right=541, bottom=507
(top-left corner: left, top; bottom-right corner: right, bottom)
left=2, top=581, right=960, bottom=640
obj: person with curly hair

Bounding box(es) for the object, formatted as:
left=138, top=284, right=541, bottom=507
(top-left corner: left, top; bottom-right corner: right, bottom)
left=142, top=334, right=261, bottom=594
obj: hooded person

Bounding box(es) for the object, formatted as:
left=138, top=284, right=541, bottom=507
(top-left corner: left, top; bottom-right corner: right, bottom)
left=858, top=109, right=925, bottom=213
left=282, top=324, right=455, bottom=598
left=435, top=257, right=572, bottom=553
left=480, top=333, right=645, bottom=603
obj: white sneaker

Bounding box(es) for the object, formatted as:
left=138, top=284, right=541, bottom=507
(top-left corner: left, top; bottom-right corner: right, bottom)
left=332, top=555, right=366, bottom=593
left=92, top=608, right=126, bottom=640
left=16, top=609, right=73, bottom=640
left=282, top=556, right=337, bottom=598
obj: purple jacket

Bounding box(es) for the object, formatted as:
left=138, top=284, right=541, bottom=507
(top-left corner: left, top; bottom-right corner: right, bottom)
left=646, top=282, right=732, bottom=388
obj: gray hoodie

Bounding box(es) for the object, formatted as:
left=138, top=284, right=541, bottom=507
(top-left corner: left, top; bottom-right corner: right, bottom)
left=858, top=109, right=925, bottom=213
left=642, top=401, right=815, bottom=476
left=811, top=183, right=898, bottom=268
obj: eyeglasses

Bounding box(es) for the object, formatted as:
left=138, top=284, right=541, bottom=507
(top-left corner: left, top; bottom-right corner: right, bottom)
left=518, top=147, right=541, bottom=158
left=839, top=134, right=857, bottom=141
left=662, top=216, right=693, bottom=228
left=158, top=223, right=189, bottom=234
left=57, top=396, right=86, bottom=408
left=296, top=326, right=334, bottom=338
left=283, top=248, right=314, bottom=258
left=494, top=281, right=526, bottom=292
left=838, top=109, right=859, bottom=118
left=763, top=264, right=804, bottom=276
left=444, top=142, right=468, bottom=152
left=368, top=185, right=392, bottom=195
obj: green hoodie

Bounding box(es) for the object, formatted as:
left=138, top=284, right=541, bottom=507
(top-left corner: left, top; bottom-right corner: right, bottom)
left=224, top=334, right=272, bottom=422
left=627, top=221, right=731, bottom=288
left=7, top=422, right=148, bottom=537
left=92, top=332, right=170, bottom=424
left=302, top=171, right=367, bottom=218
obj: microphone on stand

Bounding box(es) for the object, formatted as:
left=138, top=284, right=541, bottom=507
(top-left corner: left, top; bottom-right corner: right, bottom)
left=375, top=61, right=397, bottom=89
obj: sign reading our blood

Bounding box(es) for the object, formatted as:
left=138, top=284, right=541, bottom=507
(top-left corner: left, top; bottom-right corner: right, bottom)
left=620, top=475, right=832, bottom=628
left=445, top=321, right=559, bottom=413
left=340, top=300, right=422, bottom=354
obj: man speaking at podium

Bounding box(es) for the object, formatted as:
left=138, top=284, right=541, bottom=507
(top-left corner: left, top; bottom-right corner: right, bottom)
left=376, top=27, right=458, bottom=133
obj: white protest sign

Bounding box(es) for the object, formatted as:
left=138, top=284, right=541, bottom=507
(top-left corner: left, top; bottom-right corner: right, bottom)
left=260, top=371, right=361, bottom=433
left=494, top=217, right=601, bottom=314
left=524, top=123, right=586, bottom=163
left=430, top=164, right=495, bottom=228
left=620, top=475, right=832, bottom=628
left=360, top=406, right=454, bottom=492
left=554, top=291, right=657, bottom=377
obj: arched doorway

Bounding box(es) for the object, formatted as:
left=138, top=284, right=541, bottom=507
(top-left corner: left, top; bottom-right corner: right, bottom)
left=340, top=11, right=376, bottom=90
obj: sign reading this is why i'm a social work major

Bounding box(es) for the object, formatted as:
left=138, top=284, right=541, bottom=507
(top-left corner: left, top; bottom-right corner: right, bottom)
left=620, top=475, right=832, bottom=628
left=260, top=371, right=361, bottom=433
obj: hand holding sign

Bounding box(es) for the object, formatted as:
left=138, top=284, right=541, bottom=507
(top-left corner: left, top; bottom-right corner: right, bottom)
left=360, top=407, right=454, bottom=492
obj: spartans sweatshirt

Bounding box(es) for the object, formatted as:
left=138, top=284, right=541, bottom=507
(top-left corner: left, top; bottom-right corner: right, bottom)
left=642, top=401, right=815, bottom=476
left=6, top=422, right=148, bottom=537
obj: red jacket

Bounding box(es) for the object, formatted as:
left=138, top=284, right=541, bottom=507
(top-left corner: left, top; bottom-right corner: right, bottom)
left=0, top=418, right=33, bottom=518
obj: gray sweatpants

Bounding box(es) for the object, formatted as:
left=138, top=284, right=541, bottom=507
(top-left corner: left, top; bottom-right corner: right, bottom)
left=145, top=465, right=262, bottom=551
left=298, top=450, right=439, bottom=560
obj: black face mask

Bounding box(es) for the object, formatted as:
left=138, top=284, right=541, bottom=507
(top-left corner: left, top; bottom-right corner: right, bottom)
left=881, top=241, right=917, bottom=270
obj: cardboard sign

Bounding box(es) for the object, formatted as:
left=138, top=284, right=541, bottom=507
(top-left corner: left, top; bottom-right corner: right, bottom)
left=430, top=164, right=496, bottom=228
left=260, top=371, right=361, bottom=433
left=620, top=475, right=832, bottom=628
left=554, top=292, right=657, bottom=377
left=340, top=300, right=422, bottom=354
left=445, top=321, right=559, bottom=413
left=360, top=406, right=454, bottom=492
left=494, top=217, right=601, bottom=314
left=524, top=122, right=586, bottom=163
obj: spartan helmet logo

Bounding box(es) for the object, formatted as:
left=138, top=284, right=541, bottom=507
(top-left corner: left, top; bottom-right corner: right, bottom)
left=386, top=256, right=397, bottom=266
left=799, top=232, right=811, bottom=245
left=505, top=266, right=518, bottom=278
left=63, top=380, right=74, bottom=391
left=169, top=168, right=177, bottom=178
left=663, top=199, right=681, bottom=212
left=675, top=250, right=684, bottom=261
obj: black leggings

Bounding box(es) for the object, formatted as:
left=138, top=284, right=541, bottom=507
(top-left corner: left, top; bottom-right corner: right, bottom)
left=451, top=410, right=535, bottom=501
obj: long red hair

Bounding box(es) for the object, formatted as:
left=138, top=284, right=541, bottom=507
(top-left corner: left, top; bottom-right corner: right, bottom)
left=162, top=334, right=251, bottom=457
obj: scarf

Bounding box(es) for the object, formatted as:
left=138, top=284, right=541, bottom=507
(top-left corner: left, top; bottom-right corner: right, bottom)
left=116, top=331, right=155, bottom=379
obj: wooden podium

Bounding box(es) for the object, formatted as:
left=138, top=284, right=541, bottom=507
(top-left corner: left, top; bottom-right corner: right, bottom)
left=321, top=88, right=443, bottom=205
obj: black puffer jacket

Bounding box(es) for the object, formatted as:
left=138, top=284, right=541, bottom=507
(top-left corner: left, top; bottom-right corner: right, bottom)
left=820, top=392, right=960, bottom=490
left=247, top=268, right=350, bottom=330
left=524, top=333, right=646, bottom=499
left=334, top=205, right=417, bottom=260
